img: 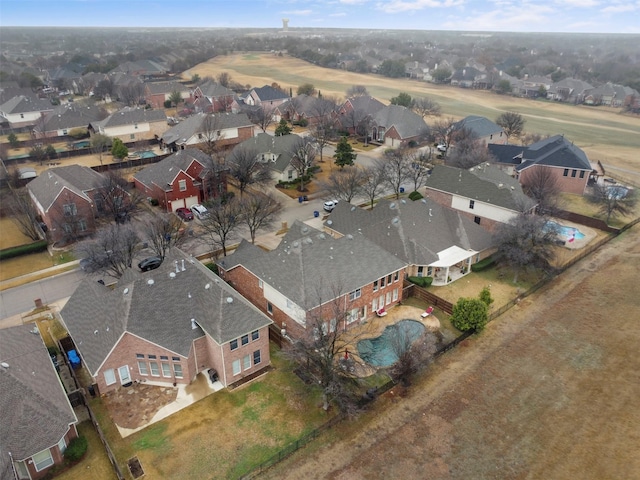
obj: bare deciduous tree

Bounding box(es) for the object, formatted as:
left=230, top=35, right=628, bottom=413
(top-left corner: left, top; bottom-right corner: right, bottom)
left=289, top=136, right=317, bottom=192
left=226, top=146, right=272, bottom=197
left=7, top=188, right=41, bottom=240
left=380, top=150, right=412, bottom=199
left=142, top=213, right=185, bottom=259
left=496, top=111, right=525, bottom=143
left=248, top=105, right=275, bottom=133
left=412, top=96, right=442, bottom=118
left=431, top=117, right=459, bottom=154
left=321, top=167, right=365, bottom=203
left=217, top=72, right=232, bottom=88
left=588, top=183, right=637, bottom=224
left=405, top=150, right=431, bottom=192
left=361, top=164, right=387, bottom=208
left=346, top=85, right=369, bottom=97
left=94, top=170, right=141, bottom=222
left=76, top=223, right=141, bottom=278
left=521, top=167, right=561, bottom=215
left=388, top=328, right=442, bottom=386
left=201, top=198, right=242, bottom=256
left=90, top=134, right=110, bottom=166
left=200, top=113, right=223, bottom=158
left=119, top=82, right=145, bottom=106
left=239, top=192, right=282, bottom=244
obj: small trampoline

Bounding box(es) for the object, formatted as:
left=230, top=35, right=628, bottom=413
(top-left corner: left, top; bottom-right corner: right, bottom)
left=357, top=320, right=426, bottom=367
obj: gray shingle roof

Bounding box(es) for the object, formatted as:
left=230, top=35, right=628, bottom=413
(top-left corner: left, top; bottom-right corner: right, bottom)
left=160, top=112, right=252, bottom=146
left=252, top=85, right=290, bottom=102
left=60, top=249, right=272, bottom=376
left=27, top=164, right=105, bottom=212
left=343, top=96, right=385, bottom=116
left=38, top=103, right=106, bottom=133
left=197, top=81, right=235, bottom=99
left=455, top=115, right=504, bottom=138
left=91, top=107, right=166, bottom=129
left=516, top=135, right=591, bottom=172
left=487, top=144, right=526, bottom=165
left=324, top=199, right=493, bottom=266
left=233, top=133, right=301, bottom=173
left=0, top=95, right=54, bottom=115
left=0, top=325, right=77, bottom=463
left=145, top=80, right=188, bottom=95
left=133, top=148, right=215, bottom=189
left=426, top=164, right=536, bottom=211
left=372, top=105, right=428, bottom=139
left=219, top=221, right=406, bottom=310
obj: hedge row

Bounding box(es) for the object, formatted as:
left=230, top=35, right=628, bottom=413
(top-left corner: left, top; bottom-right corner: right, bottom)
left=471, top=256, right=496, bottom=272
left=0, top=240, right=48, bottom=261
left=408, top=276, right=433, bottom=287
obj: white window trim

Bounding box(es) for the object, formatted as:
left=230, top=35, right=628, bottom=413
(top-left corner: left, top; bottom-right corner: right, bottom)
left=137, top=361, right=148, bottom=376
left=232, top=359, right=241, bottom=375
left=57, top=436, right=67, bottom=454
left=161, top=362, right=172, bottom=378
left=104, top=368, right=116, bottom=385
left=32, top=449, right=54, bottom=472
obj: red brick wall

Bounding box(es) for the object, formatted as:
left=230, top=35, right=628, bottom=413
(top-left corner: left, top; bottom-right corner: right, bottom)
left=519, top=165, right=588, bottom=195
left=44, top=190, right=97, bottom=244
left=423, top=188, right=453, bottom=208
left=25, top=425, right=78, bottom=479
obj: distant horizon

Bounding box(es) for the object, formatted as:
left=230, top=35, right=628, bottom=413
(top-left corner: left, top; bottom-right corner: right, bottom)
left=1, top=0, right=638, bottom=35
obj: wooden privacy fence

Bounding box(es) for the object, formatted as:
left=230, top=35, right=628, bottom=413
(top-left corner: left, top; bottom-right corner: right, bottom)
left=403, top=282, right=454, bottom=314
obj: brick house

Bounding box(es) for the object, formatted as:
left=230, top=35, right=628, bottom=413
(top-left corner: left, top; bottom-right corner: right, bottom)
left=371, top=105, right=429, bottom=147
left=231, top=132, right=302, bottom=183
left=424, top=164, right=536, bottom=231
left=0, top=325, right=79, bottom=480
left=454, top=115, right=507, bottom=146
left=32, top=103, right=107, bottom=139
left=0, top=95, right=54, bottom=128
left=159, top=112, right=254, bottom=152
left=133, top=148, right=226, bottom=212
left=192, top=80, right=235, bottom=112
left=217, top=221, right=407, bottom=340
left=59, top=249, right=272, bottom=395
left=336, top=95, right=385, bottom=136
left=89, top=107, right=168, bottom=144
left=244, top=85, right=290, bottom=110
left=144, top=80, right=192, bottom=109
left=324, top=199, right=494, bottom=287
left=27, top=165, right=108, bottom=245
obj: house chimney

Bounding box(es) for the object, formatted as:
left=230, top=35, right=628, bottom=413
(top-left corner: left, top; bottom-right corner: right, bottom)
left=175, top=261, right=180, bottom=273
left=191, top=318, right=197, bottom=330
left=181, top=259, right=185, bottom=271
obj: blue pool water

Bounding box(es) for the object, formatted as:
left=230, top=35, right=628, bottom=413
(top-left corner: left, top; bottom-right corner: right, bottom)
left=546, top=221, right=585, bottom=240
left=137, top=150, right=157, bottom=158
left=357, top=320, right=426, bottom=367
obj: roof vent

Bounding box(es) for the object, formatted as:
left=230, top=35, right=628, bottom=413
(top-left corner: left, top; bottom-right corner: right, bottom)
left=175, top=261, right=180, bottom=273
left=123, top=288, right=129, bottom=295
left=147, top=279, right=155, bottom=285
left=191, top=318, right=197, bottom=330
left=429, top=209, right=433, bottom=217
left=188, top=292, right=192, bottom=298
left=1, top=362, right=9, bottom=369
left=205, top=283, right=211, bottom=289
left=292, top=241, right=299, bottom=247
left=401, top=199, right=406, bottom=204
left=169, top=272, right=176, bottom=279
left=94, top=330, right=99, bottom=335
left=326, top=220, right=333, bottom=225
left=301, top=226, right=309, bottom=234
left=392, top=217, right=400, bottom=224
left=498, top=183, right=503, bottom=188
left=389, top=202, right=396, bottom=209
left=351, top=206, right=356, bottom=211
left=181, top=259, right=186, bottom=271
left=421, top=199, right=427, bottom=204
left=226, top=297, right=234, bottom=303
left=346, top=234, right=354, bottom=240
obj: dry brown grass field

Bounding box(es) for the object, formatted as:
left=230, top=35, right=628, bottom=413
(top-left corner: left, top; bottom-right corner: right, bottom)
left=186, top=53, right=640, bottom=183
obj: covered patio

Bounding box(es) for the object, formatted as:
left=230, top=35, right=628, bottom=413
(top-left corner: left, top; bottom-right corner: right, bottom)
left=429, top=246, right=478, bottom=286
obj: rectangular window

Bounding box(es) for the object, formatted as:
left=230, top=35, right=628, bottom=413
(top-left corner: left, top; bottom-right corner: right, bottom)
left=373, top=279, right=378, bottom=291
left=57, top=436, right=67, bottom=454
left=349, top=288, right=361, bottom=301
left=579, top=170, right=585, bottom=178
left=267, top=302, right=273, bottom=314
left=178, top=179, right=187, bottom=191
left=380, top=276, right=386, bottom=288
left=469, top=200, right=475, bottom=209
left=32, top=449, right=54, bottom=472
left=417, top=266, right=424, bottom=278
left=243, top=355, right=251, bottom=370
left=134, top=123, right=138, bottom=129
left=571, top=169, right=577, bottom=177
left=63, top=203, right=77, bottom=217
left=394, top=271, right=399, bottom=282
left=172, top=356, right=180, bottom=361
left=372, top=297, right=377, bottom=312
left=104, top=368, right=116, bottom=385
left=563, top=168, right=569, bottom=176
left=149, top=361, right=160, bottom=376
left=62, top=129, right=68, bottom=135
left=138, top=361, right=148, bottom=375
left=173, top=363, right=183, bottom=378
left=258, top=279, right=263, bottom=289
left=288, top=169, right=294, bottom=179
left=230, top=339, right=238, bottom=350
left=251, top=330, right=259, bottom=341
left=387, top=274, right=392, bottom=284
left=136, top=353, right=144, bottom=359
left=148, top=354, right=156, bottom=359
left=241, top=334, right=249, bottom=346
left=232, top=359, right=241, bottom=375
left=386, top=292, right=392, bottom=304
left=253, top=350, right=261, bottom=365
left=347, top=308, right=359, bottom=324
left=474, top=216, right=481, bottom=224
left=392, top=288, right=399, bottom=302
left=130, top=134, right=135, bottom=140
left=427, top=266, right=433, bottom=277
left=161, top=363, right=171, bottom=377
left=78, top=219, right=87, bottom=232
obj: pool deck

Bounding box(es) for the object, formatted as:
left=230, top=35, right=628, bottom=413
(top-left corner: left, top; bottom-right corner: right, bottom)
left=342, top=304, right=440, bottom=377
left=550, top=217, right=598, bottom=250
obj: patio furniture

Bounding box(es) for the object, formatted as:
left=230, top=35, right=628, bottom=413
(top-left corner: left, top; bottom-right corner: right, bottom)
left=421, top=306, right=434, bottom=318
left=376, top=308, right=387, bottom=317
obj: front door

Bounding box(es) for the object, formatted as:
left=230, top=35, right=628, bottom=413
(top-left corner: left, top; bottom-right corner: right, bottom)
left=118, top=365, right=131, bottom=384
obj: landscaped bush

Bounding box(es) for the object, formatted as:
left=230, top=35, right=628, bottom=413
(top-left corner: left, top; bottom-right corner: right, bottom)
left=293, top=118, right=308, bottom=127
left=164, top=100, right=172, bottom=108
left=451, top=297, right=488, bottom=331
left=471, top=256, right=496, bottom=272
left=205, top=262, right=219, bottom=275
left=68, top=128, right=88, bottom=140
left=64, top=436, right=88, bottom=462
left=0, top=240, right=48, bottom=261
left=149, top=198, right=159, bottom=206
left=408, top=276, right=433, bottom=287
left=408, top=191, right=423, bottom=201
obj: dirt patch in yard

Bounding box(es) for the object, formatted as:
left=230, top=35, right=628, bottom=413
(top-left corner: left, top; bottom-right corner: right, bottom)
left=262, top=225, right=640, bottom=480
left=102, top=383, right=178, bottom=430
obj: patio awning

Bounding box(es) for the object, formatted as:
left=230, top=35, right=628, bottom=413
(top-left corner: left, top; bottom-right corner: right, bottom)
left=429, top=246, right=477, bottom=267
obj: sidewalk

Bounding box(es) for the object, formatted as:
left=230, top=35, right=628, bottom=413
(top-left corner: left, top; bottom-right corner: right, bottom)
left=0, top=260, right=81, bottom=292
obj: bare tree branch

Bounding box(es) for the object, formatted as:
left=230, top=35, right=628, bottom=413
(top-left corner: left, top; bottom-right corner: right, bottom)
left=238, top=192, right=282, bottom=244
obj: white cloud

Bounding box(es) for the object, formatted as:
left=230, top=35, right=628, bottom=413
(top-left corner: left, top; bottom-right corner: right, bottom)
left=330, top=12, right=348, bottom=16
left=282, top=9, right=314, bottom=15
left=338, top=0, right=368, bottom=4
left=376, top=0, right=464, bottom=14
left=601, top=3, right=637, bottom=12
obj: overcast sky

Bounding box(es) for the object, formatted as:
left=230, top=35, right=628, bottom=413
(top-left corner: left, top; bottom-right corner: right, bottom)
left=2, top=0, right=639, bottom=34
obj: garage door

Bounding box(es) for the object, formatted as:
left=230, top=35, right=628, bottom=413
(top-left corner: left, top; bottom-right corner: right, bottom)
left=170, top=199, right=186, bottom=212
left=184, top=196, right=198, bottom=208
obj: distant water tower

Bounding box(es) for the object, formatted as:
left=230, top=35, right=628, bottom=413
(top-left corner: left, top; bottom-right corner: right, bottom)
left=282, top=18, right=289, bottom=31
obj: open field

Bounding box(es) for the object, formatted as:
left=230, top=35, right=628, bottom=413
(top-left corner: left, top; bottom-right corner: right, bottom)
left=186, top=53, right=640, bottom=181
left=262, top=225, right=640, bottom=480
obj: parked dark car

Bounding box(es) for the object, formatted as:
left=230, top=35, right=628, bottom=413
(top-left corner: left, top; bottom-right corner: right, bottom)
left=176, top=207, right=194, bottom=221
left=138, top=256, right=163, bottom=272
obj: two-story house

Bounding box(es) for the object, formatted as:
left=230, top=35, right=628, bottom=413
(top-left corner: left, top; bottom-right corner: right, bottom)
left=1, top=325, right=79, bottom=480
left=89, top=107, right=167, bottom=144
left=192, top=80, right=235, bottom=113
left=32, top=103, right=107, bottom=139
left=133, top=148, right=226, bottom=211
left=217, top=221, right=407, bottom=340
left=230, top=133, right=302, bottom=183
left=454, top=115, right=507, bottom=146
left=371, top=105, right=429, bottom=147
left=144, top=80, right=191, bottom=109
left=59, top=249, right=272, bottom=395
left=0, top=95, right=54, bottom=128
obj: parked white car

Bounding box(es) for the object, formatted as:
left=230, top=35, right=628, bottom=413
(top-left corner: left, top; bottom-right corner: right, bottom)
left=437, top=143, right=448, bottom=152
left=190, top=204, right=209, bottom=219
left=323, top=200, right=339, bottom=212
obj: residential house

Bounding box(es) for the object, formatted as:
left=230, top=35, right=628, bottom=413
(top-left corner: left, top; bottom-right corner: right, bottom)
left=27, top=165, right=108, bottom=245
left=450, top=67, right=486, bottom=88
left=192, top=81, right=235, bottom=113
left=109, top=60, right=169, bottom=81
left=405, top=61, right=428, bottom=80
left=547, top=78, right=594, bottom=103
left=513, top=75, right=551, bottom=98
left=515, top=135, right=592, bottom=195
left=454, top=115, right=507, bottom=146
left=336, top=95, right=385, bottom=135
left=217, top=221, right=407, bottom=339
left=486, top=143, right=528, bottom=176
left=160, top=112, right=254, bottom=153
left=48, top=63, right=85, bottom=93
left=231, top=133, right=302, bottom=183
left=274, top=95, right=336, bottom=125
left=0, top=95, right=54, bottom=128
left=133, top=148, right=226, bottom=211
left=424, top=164, right=536, bottom=231
left=244, top=85, right=290, bottom=110
left=144, top=81, right=191, bottom=109
left=59, top=249, right=272, bottom=395
left=89, top=107, right=167, bottom=144
left=323, top=198, right=494, bottom=287
left=32, top=103, right=107, bottom=139
left=371, top=105, right=429, bottom=147
left=584, top=82, right=639, bottom=107
left=0, top=325, right=79, bottom=480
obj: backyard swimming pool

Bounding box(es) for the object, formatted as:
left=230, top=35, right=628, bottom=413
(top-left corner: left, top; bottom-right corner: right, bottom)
left=357, top=320, right=426, bottom=367
left=546, top=221, right=586, bottom=241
